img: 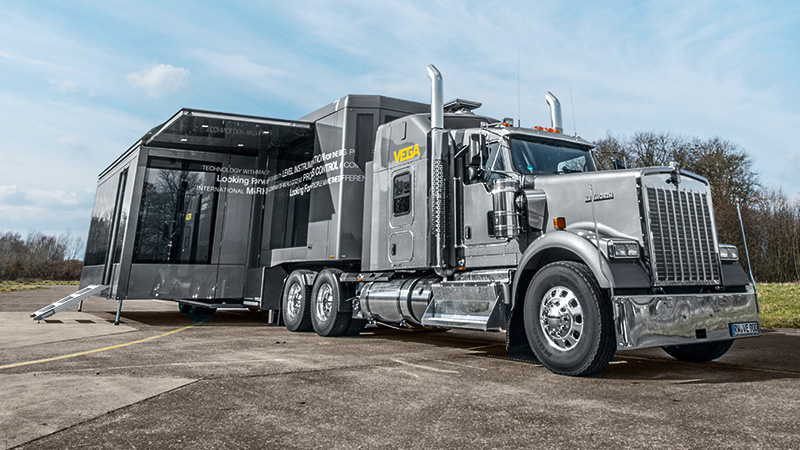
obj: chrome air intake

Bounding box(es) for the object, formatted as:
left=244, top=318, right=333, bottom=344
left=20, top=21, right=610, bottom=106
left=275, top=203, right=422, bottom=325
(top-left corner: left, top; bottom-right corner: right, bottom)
left=491, top=179, right=520, bottom=238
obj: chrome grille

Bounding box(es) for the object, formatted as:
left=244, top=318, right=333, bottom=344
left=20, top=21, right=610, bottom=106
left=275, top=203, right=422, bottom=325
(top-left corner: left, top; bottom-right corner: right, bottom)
left=646, top=186, right=720, bottom=285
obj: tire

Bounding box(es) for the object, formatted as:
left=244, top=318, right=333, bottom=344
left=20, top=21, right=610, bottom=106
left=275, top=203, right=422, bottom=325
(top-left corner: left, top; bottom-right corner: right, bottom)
left=310, top=269, right=352, bottom=337
left=522, top=261, right=615, bottom=377
left=662, top=340, right=734, bottom=363
left=178, top=303, right=192, bottom=314
left=282, top=270, right=313, bottom=332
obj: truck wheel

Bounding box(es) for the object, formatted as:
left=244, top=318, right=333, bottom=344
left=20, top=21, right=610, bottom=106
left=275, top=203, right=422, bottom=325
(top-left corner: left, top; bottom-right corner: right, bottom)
left=662, top=340, right=734, bottom=363
left=310, top=269, right=352, bottom=337
left=282, top=271, right=313, bottom=332
left=523, top=261, right=615, bottom=377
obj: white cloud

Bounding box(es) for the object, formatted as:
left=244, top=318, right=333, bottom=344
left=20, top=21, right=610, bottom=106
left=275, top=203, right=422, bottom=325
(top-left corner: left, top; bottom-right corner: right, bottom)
left=0, top=184, right=93, bottom=233
left=47, top=78, right=78, bottom=93
left=126, top=63, right=192, bottom=98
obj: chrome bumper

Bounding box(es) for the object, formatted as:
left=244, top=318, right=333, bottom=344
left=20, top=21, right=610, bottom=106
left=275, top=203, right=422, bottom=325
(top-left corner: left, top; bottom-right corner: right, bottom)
left=612, top=290, right=760, bottom=350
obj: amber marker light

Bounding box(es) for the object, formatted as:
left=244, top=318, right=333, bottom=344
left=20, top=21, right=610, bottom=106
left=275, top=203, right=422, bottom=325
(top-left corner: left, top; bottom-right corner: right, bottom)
left=553, top=217, right=567, bottom=229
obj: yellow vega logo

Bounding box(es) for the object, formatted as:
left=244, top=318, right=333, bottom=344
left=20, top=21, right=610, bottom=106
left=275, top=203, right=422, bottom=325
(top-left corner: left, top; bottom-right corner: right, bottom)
left=394, top=144, right=420, bottom=163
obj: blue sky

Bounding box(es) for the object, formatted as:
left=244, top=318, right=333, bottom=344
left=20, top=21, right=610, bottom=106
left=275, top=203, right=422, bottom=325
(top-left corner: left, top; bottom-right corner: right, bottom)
left=1, top=0, right=799, bottom=248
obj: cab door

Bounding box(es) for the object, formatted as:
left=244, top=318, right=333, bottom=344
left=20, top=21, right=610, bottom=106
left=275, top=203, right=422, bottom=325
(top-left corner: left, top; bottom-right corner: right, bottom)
left=458, top=137, right=517, bottom=267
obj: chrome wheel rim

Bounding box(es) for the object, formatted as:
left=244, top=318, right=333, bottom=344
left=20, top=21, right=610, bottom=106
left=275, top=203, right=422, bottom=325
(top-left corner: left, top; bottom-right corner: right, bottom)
left=539, top=286, right=584, bottom=351
left=315, top=283, right=333, bottom=323
left=285, top=283, right=302, bottom=320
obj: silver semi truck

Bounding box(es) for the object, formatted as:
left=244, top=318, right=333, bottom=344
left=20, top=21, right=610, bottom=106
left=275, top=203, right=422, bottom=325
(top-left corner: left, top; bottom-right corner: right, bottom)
left=65, top=65, right=760, bottom=376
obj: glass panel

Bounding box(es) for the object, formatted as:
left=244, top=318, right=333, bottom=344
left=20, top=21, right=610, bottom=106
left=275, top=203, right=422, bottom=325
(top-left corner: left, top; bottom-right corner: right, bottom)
left=383, top=114, right=401, bottom=124
left=393, top=172, right=412, bottom=216
left=265, top=138, right=315, bottom=250
left=84, top=178, right=118, bottom=266
left=355, top=113, right=375, bottom=170
left=112, top=170, right=128, bottom=264
left=152, top=116, right=262, bottom=153
left=509, top=137, right=595, bottom=174
left=487, top=142, right=504, bottom=171
left=132, top=157, right=220, bottom=264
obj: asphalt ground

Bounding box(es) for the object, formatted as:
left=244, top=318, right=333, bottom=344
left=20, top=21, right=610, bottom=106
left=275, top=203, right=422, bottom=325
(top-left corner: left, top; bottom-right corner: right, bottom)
left=1, top=286, right=798, bottom=449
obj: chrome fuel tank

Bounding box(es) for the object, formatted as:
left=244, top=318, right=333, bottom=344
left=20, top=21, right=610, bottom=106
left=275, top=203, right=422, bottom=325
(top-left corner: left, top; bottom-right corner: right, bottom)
left=358, top=277, right=435, bottom=325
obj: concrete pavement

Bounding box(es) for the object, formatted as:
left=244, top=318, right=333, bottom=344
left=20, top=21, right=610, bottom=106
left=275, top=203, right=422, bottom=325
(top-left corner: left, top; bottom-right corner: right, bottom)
left=1, top=286, right=798, bottom=449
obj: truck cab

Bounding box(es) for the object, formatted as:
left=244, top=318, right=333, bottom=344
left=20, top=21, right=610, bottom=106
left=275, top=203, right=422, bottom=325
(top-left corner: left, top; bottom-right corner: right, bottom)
left=353, top=66, right=759, bottom=376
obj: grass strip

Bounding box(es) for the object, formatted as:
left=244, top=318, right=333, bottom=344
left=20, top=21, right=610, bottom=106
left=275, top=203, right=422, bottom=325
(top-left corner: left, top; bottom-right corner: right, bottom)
left=757, top=283, right=800, bottom=328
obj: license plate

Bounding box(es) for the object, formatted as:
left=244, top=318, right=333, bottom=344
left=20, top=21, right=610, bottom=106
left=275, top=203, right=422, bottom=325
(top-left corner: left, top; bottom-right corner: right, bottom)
left=730, top=321, right=760, bottom=337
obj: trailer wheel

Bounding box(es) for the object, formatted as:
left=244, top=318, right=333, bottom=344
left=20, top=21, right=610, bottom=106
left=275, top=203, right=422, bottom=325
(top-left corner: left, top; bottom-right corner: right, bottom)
left=310, top=269, right=352, bottom=337
left=282, top=271, right=313, bottom=332
left=662, top=340, right=734, bottom=363
left=178, top=303, right=191, bottom=314
left=523, top=261, right=615, bottom=377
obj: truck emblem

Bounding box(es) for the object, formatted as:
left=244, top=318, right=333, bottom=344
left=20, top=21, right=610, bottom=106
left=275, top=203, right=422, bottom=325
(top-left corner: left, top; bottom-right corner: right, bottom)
left=394, top=144, right=420, bottom=163
left=585, top=192, right=614, bottom=202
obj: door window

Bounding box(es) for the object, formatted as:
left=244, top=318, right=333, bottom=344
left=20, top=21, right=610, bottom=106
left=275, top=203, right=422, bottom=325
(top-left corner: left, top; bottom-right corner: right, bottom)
left=393, top=172, right=412, bottom=216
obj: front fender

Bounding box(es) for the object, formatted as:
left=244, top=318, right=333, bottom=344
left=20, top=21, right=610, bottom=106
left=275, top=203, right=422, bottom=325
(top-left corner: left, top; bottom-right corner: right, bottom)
left=512, top=230, right=615, bottom=309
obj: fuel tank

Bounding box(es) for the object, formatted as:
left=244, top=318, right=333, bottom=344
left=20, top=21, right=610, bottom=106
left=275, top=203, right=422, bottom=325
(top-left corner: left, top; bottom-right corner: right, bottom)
left=358, top=277, right=435, bottom=325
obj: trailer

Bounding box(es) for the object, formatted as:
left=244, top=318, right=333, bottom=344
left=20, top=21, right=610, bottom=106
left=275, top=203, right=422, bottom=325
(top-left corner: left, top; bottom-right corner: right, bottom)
left=43, top=65, right=760, bottom=376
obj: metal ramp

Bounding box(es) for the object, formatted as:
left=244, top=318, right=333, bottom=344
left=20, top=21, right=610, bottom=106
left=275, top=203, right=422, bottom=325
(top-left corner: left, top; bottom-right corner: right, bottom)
left=31, top=285, right=109, bottom=321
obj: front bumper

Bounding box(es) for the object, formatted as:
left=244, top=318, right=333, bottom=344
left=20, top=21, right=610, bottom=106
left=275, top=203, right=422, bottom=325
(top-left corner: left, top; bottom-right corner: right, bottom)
left=612, top=289, right=760, bottom=350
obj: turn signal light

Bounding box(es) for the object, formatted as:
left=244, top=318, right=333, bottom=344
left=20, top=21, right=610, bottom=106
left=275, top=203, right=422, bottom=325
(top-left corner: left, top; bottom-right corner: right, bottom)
left=534, top=126, right=562, bottom=134
left=553, top=217, right=566, bottom=229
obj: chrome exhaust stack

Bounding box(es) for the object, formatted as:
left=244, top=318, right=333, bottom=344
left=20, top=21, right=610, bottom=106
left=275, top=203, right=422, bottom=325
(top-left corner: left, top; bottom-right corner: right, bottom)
left=427, top=65, right=443, bottom=130
left=545, top=91, right=563, bottom=133
left=427, top=64, right=447, bottom=270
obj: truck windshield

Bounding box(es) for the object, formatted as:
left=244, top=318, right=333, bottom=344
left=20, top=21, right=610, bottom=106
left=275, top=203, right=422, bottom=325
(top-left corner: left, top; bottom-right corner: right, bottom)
left=508, top=137, right=594, bottom=174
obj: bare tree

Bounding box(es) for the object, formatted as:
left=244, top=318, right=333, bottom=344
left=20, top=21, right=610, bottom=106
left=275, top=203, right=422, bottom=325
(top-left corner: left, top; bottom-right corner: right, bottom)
left=594, top=130, right=798, bottom=282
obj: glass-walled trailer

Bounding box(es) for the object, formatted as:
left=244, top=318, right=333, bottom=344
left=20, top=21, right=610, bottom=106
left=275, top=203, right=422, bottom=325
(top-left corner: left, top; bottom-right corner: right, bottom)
left=80, top=96, right=428, bottom=313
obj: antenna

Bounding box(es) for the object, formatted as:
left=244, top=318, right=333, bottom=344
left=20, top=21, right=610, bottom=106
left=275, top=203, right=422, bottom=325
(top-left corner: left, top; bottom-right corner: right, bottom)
left=569, top=85, right=577, bottom=135
left=517, top=49, right=520, bottom=127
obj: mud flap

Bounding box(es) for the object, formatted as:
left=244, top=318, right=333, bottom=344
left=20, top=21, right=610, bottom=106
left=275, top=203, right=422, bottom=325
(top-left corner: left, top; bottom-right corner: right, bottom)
left=505, top=307, right=538, bottom=362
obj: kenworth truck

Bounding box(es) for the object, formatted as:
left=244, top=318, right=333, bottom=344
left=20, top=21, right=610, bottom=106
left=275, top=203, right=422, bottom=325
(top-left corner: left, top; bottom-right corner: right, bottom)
left=45, top=65, right=760, bottom=377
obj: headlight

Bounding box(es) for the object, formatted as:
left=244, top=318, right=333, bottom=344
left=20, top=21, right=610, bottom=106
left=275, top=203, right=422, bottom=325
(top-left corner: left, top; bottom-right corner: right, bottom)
left=607, top=240, right=640, bottom=259
left=719, top=244, right=739, bottom=261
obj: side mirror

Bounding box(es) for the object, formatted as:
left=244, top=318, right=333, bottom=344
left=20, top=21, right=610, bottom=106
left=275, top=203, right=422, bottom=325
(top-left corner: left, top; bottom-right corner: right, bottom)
left=467, top=165, right=481, bottom=182
left=469, top=134, right=486, bottom=166
left=613, top=158, right=626, bottom=170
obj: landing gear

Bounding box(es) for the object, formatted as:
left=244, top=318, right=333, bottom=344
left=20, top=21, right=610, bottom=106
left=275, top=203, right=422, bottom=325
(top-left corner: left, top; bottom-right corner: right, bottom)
left=523, top=261, right=615, bottom=377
